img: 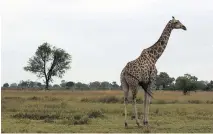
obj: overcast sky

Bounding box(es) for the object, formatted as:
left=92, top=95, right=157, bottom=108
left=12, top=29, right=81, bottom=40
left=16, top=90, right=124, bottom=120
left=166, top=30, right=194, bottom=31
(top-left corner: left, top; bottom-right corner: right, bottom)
left=1, top=0, right=213, bottom=85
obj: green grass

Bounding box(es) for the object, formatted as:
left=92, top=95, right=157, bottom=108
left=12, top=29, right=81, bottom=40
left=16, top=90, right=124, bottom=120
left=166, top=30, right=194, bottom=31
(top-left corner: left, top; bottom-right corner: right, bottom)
left=1, top=90, right=213, bottom=133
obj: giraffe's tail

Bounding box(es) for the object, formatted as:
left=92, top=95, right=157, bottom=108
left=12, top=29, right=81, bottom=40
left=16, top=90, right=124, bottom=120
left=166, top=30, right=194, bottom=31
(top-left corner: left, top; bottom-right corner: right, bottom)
left=124, top=72, right=154, bottom=98
left=138, top=82, right=153, bottom=98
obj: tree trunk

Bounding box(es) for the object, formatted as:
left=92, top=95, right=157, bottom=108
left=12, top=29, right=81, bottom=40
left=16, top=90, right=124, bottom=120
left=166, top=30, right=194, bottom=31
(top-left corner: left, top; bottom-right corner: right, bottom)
left=45, top=79, right=49, bottom=90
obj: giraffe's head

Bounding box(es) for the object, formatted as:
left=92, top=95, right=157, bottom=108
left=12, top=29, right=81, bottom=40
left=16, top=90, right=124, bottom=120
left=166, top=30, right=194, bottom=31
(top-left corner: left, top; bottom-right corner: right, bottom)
left=170, top=16, right=187, bottom=31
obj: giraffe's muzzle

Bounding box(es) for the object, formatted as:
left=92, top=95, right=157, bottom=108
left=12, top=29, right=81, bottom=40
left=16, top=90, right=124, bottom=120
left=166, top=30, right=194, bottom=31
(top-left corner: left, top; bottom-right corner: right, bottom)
left=182, top=25, right=187, bottom=30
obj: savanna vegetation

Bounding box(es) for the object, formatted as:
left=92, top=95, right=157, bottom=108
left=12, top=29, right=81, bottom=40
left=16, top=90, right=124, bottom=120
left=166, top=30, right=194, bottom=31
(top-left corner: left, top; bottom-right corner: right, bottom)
left=1, top=90, right=213, bottom=133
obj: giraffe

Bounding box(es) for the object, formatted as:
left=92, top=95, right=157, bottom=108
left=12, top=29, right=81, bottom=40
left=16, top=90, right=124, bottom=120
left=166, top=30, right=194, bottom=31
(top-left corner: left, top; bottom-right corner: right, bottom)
left=120, top=16, right=187, bottom=127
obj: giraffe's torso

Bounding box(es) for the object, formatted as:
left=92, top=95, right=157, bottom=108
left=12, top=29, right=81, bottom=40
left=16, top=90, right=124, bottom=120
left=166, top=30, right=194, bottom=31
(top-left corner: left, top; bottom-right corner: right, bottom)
left=121, top=50, right=156, bottom=86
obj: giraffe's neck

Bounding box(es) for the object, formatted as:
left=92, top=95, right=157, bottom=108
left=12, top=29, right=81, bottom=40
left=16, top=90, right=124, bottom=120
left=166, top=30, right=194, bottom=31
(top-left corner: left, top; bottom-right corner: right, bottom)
left=143, top=21, right=173, bottom=62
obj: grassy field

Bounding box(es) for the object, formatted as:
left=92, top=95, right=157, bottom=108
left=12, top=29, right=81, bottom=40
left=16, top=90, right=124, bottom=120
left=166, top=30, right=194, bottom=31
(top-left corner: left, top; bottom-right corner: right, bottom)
left=1, top=89, right=213, bottom=133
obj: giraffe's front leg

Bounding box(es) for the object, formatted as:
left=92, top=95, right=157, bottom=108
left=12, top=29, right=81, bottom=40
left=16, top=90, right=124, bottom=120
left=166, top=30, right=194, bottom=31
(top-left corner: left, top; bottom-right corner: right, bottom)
left=143, top=67, right=157, bottom=125
left=143, top=89, right=152, bottom=125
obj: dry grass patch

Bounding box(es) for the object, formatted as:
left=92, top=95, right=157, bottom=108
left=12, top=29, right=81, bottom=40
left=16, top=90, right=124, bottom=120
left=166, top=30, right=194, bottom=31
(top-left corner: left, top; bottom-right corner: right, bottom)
left=2, top=90, right=213, bottom=133
left=81, top=96, right=121, bottom=103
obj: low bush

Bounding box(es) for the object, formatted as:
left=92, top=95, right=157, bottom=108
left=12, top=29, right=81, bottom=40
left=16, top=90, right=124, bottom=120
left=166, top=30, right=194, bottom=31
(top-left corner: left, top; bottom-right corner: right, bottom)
left=206, top=100, right=213, bottom=104
left=62, top=114, right=89, bottom=125
left=188, top=100, right=203, bottom=104
left=87, top=109, right=104, bottom=118
left=12, top=112, right=60, bottom=120
left=27, top=96, right=41, bottom=100
left=97, top=96, right=120, bottom=103
left=81, top=96, right=121, bottom=103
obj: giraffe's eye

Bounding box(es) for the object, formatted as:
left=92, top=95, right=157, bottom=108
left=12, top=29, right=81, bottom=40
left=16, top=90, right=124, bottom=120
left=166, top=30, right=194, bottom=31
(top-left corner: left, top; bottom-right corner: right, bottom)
left=173, top=22, right=179, bottom=25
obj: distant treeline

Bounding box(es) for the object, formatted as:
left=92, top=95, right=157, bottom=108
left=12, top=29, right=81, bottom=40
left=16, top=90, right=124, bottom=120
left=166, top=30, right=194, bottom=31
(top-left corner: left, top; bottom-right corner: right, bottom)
left=2, top=72, right=213, bottom=94
left=2, top=80, right=120, bottom=90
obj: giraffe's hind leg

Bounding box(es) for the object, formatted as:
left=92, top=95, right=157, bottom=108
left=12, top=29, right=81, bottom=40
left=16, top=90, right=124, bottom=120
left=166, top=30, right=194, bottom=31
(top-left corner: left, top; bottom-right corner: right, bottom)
left=124, top=94, right=128, bottom=128
left=121, top=77, right=129, bottom=128
left=131, top=86, right=140, bottom=127
left=143, top=90, right=149, bottom=125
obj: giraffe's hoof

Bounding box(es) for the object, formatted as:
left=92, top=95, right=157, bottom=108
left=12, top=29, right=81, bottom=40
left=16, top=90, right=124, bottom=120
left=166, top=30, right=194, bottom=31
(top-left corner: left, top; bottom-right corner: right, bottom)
left=124, top=122, right=128, bottom=128
left=143, top=121, right=148, bottom=125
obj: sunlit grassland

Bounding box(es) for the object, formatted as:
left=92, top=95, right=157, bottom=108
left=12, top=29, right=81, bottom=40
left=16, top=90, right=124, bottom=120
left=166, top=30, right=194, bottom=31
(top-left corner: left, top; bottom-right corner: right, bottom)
left=1, top=90, right=213, bottom=133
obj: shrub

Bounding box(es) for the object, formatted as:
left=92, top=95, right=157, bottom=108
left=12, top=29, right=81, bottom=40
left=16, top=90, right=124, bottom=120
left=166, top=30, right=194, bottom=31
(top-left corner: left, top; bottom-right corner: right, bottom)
left=12, top=112, right=60, bottom=120
left=87, top=110, right=104, bottom=118
left=73, top=115, right=89, bottom=125
left=97, top=96, right=120, bottom=103
left=62, top=114, right=89, bottom=125
left=188, top=100, right=202, bottom=104
left=44, top=96, right=60, bottom=101
left=80, top=98, right=91, bottom=103
left=81, top=96, right=121, bottom=103
left=28, top=96, right=41, bottom=100
left=4, top=97, right=24, bottom=101
left=206, top=100, right=213, bottom=104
